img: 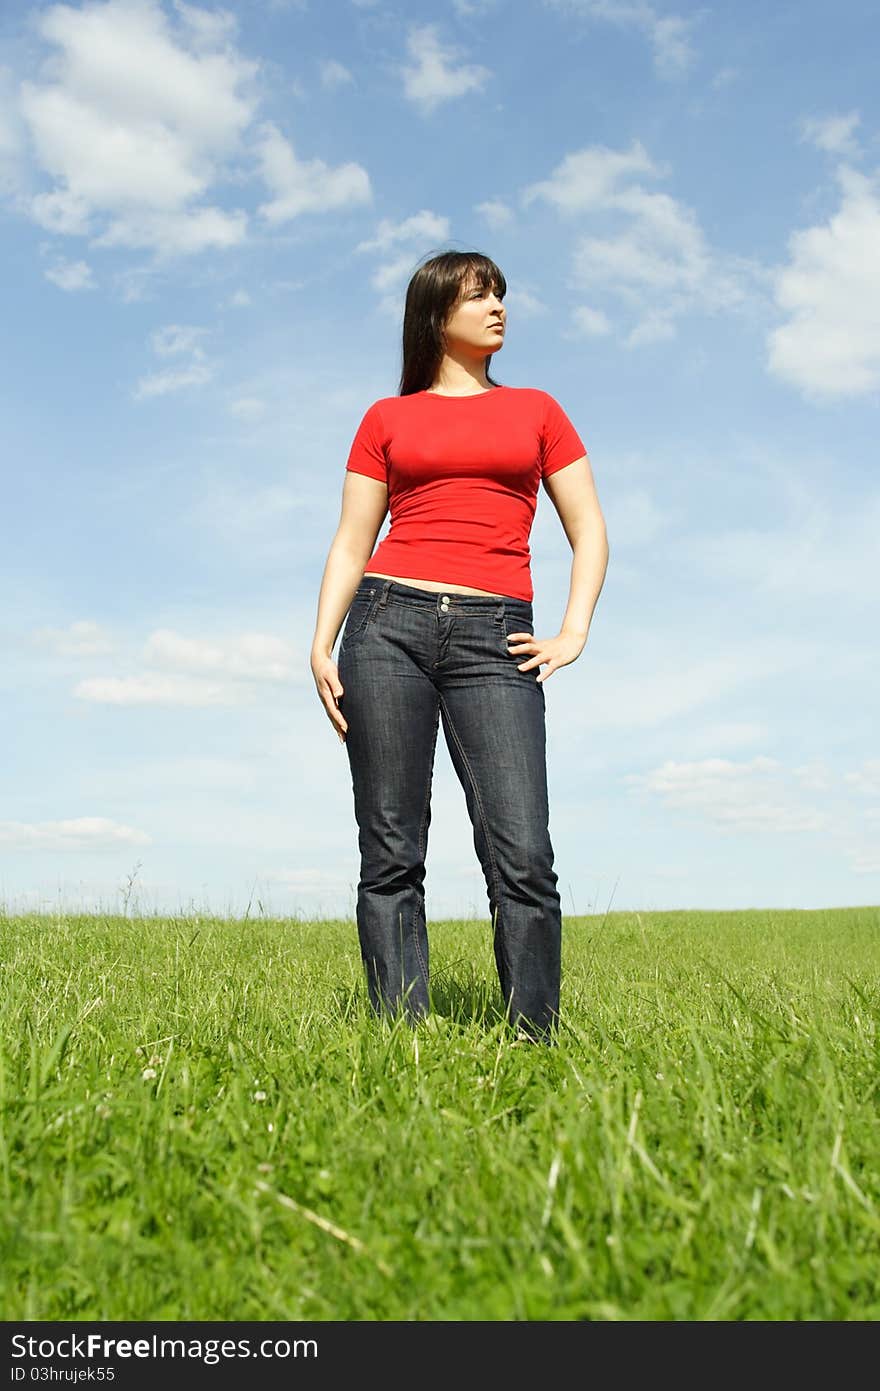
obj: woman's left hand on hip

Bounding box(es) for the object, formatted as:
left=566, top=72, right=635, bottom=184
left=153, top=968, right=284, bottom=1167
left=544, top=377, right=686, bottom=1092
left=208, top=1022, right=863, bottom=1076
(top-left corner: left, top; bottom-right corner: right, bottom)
left=506, top=631, right=587, bottom=684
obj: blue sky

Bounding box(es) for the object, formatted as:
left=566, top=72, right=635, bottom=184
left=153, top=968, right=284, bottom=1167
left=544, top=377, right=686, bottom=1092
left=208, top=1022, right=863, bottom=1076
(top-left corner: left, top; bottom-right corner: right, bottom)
left=1, top=0, right=878, bottom=921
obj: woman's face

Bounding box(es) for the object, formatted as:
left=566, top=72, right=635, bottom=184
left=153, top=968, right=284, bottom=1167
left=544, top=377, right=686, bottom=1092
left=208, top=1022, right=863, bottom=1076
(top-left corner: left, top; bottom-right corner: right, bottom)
left=442, top=275, right=506, bottom=358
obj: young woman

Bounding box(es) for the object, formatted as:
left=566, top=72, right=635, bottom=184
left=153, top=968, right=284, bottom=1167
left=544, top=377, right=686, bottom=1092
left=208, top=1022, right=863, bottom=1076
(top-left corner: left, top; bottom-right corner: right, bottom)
left=310, top=250, right=609, bottom=1041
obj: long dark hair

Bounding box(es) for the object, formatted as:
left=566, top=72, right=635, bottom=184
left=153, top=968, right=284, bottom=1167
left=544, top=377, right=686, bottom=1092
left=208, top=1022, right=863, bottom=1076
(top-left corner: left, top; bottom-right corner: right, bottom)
left=398, top=250, right=507, bottom=396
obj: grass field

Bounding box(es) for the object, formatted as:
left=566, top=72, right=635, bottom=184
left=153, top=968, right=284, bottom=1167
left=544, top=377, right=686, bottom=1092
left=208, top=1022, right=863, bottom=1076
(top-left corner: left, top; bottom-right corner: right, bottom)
left=1, top=905, right=878, bottom=1321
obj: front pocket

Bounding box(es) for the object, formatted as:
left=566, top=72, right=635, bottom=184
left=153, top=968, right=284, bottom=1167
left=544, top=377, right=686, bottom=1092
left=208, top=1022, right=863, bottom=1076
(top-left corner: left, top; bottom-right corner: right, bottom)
left=501, top=616, right=533, bottom=657
left=340, top=589, right=378, bottom=650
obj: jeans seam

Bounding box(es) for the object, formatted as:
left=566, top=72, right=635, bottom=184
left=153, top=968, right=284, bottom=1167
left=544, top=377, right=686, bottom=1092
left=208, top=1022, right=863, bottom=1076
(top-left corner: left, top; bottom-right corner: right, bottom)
left=411, top=701, right=439, bottom=993
left=437, top=693, right=502, bottom=906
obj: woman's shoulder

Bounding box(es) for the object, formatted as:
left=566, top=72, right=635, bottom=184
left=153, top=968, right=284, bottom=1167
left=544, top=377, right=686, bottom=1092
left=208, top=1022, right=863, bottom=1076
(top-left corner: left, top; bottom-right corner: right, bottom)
left=512, top=385, right=559, bottom=402
left=500, top=385, right=565, bottom=416
left=352, top=395, right=404, bottom=431
left=514, top=386, right=577, bottom=417
left=360, top=393, right=421, bottom=417
left=360, top=394, right=399, bottom=414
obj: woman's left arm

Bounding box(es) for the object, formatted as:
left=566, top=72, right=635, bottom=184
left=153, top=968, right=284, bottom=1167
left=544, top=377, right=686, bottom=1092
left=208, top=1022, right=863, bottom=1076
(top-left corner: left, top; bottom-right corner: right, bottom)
left=507, top=455, right=609, bottom=684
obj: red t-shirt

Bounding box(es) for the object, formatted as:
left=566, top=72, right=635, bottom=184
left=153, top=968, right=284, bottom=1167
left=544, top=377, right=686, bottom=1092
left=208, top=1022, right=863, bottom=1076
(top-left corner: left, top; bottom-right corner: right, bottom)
left=344, top=385, right=586, bottom=601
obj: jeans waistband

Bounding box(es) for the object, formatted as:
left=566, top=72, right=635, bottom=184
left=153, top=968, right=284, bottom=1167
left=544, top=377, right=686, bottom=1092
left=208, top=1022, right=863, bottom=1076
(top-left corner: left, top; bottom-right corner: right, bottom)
left=357, top=577, right=533, bottom=615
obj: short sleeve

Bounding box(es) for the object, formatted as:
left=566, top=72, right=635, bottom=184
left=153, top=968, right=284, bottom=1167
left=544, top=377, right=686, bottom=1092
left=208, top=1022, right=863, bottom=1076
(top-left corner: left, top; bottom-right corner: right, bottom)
left=345, top=401, right=389, bottom=483
left=540, top=393, right=587, bottom=479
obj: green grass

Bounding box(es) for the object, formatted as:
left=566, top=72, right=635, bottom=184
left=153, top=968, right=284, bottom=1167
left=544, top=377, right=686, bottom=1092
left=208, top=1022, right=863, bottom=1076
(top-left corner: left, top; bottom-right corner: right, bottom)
left=1, top=905, right=878, bottom=1320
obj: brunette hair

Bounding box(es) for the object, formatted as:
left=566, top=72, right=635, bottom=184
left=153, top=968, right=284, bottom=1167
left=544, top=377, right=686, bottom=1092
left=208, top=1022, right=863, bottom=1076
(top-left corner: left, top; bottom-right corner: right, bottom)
left=398, top=250, right=507, bottom=396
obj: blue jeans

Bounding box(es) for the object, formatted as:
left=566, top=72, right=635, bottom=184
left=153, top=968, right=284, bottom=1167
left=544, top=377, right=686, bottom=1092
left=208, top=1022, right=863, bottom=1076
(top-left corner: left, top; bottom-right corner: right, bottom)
left=337, top=577, right=562, bottom=1039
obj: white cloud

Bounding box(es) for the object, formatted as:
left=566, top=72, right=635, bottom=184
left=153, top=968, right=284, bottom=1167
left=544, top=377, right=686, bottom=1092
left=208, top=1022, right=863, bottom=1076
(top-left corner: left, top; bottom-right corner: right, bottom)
left=73, top=672, right=249, bottom=706
left=143, top=628, right=295, bottom=681
left=545, top=1, right=698, bottom=80
left=172, top=0, right=238, bottom=50
left=573, top=188, right=732, bottom=309
left=475, top=198, right=513, bottom=228
left=8, top=3, right=372, bottom=261
left=799, top=111, right=862, bottom=160
left=30, top=187, right=93, bottom=235
left=844, top=760, right=880, bottom=797
left=110, top=263, right=159, bottom=303
left=354, top=210, right=452, bottom=312
left=319, top=59, right=354, bottom=90
left=624, top=757, right=829, bottom=834
left=370, top=250, right=425, bottom=294
left=523, top=140, right=659, bottom=212
left=134, top=321, right=211, bottom=397
left=400, top=24, right=492, bottom=114
left=355, top=209, right=450, bottom=254
left=17, top=0, right=258, bottom=258
left=0, top=817, right=151, bottom=849
left=255, top=119, right=371, bottom=223
left=44, top=257, right=96, bottom=290
left=793, top=761, right=835, bottom=792
left=624, top=312, right=674, bottom=346
left=32, top=620, right=114, bottom=657
left=572, top=305, right=611, bottom=335
left=134, top=362, right=212, bottom=399
left=506, top=287, right=547, bottom=318
left=767, top=163, right=880, bottom=400
left=847, top=849, right=880, bottom=875
left=72, top=623, right=303, bottom=706
left=227, top=287, right=251, bottom=306
left=525, top=140, right=750, bottom=343
left=649, top=14, right=695, bottom=79
left=151, top=323, right=209, bottom=356
left=92, top=205, right=247, bottom=257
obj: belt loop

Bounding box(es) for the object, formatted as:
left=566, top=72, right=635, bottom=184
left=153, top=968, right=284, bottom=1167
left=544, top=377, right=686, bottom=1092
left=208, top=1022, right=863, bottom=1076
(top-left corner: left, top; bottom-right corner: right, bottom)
left=378, top=579, right=392, bottom=608
left=495, top=600, right=505, bottom=623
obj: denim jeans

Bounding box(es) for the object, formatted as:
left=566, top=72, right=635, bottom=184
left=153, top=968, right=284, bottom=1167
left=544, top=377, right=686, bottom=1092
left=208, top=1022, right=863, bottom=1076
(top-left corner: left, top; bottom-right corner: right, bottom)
left=337, top=577, right=562, bottom=1039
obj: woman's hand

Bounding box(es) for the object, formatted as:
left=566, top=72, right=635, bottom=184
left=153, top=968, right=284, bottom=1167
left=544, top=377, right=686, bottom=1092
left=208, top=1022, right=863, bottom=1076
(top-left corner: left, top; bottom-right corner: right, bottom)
left=311, top=652, right=348, bottom=743
left=506, top=630, right=587, bottom=684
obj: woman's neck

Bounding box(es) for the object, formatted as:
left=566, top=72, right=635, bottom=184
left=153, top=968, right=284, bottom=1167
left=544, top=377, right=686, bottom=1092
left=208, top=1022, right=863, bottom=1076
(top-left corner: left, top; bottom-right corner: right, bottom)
left=429, top=355, right=492, bottom=395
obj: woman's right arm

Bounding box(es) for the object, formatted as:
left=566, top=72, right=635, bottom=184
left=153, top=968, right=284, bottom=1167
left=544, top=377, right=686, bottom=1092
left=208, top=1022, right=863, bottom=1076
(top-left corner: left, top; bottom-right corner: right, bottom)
left=310, top=471, right=389, bottom=740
